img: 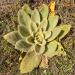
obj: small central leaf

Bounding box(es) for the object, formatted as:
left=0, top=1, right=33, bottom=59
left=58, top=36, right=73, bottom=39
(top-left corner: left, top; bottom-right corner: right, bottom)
left=34, top=29, right=44, bottom=44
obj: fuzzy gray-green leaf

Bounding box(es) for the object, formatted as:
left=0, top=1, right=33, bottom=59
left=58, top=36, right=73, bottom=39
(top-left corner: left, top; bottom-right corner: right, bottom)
left=58, top=24, right=71, bottom=40
left=38, top=4, right=48, bottom=20
left=15, top=40, right=33, bottom=52
left=26, top=36, right=34, bottom=44
left=48, top=15, right=59, bottom=31
left=18, top=9, right=31, bottom=27
left=39, top=18, right=48, bottom=31
left=20, top=51, right=41, bottom=73
left=18, top=25, right=31, bottom=38
left=31, top=8, right=40, bottom=25
left=31, top=21, right=38, bottom=33
left=35, top=44, right=45, bottom=54
left=55, top=41, right=66, bottom=56
left=48, top=26, right=61, bottom=42
left=3, top=31, right=21, bottom=45
left=22, top=4, right=32, bottom=14
left=44, top=40, right=58, bottom=58
left=44, top=30, right=51, bottom=39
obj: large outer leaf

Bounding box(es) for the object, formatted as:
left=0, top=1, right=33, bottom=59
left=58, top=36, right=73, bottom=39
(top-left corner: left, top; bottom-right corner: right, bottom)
left=18, top=9, right=31, bottom=27
left=20, top=51, right=41, bottom=73
left=44, top=40, right=66, bottom=58
left=38, top=4, right=48, bottom=19
left=58, top=24, right=71, bottom=40
left=48, top=15, right=59, bottom=31
left=22, top=4, right=32, bottom=14
left=3, top=31, right=21, bottom=45
left=44, top=40, right=58, bottom=58
left=15, top=40, right=33, bottom=52
left=55, top=42, right=66, bottom=56
left=18, top=25, right=31, bottom=38
left=48, top=27, right=61, bottom=42
left=31, top=8, right=40, bottom=25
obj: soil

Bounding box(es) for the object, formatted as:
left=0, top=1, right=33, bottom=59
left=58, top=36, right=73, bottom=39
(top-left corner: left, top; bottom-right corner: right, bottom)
left=0, top=0, right=75, bottom=75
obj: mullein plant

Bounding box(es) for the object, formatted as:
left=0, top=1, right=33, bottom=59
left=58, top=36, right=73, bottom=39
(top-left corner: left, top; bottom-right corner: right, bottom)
left=3, top=2, right=71, bottom=74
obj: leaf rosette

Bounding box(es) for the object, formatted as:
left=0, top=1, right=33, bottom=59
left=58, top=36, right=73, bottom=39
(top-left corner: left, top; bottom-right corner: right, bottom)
left=3, top=4, right=71, bottom=73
